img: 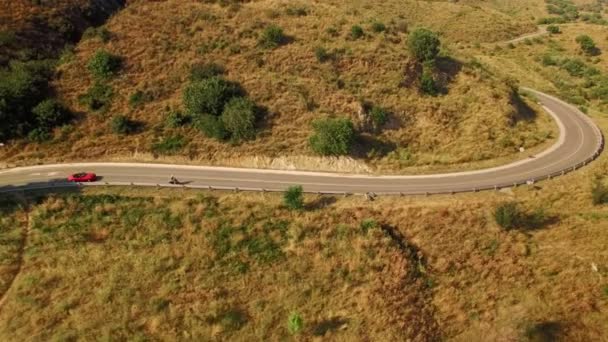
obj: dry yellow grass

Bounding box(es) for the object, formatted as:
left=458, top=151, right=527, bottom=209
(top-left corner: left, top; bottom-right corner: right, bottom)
left=0, top=0, right=556, bottom=173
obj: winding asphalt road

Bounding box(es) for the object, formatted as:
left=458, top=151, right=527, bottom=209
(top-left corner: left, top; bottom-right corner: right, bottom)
left=0, top=89, right=603, bottom=195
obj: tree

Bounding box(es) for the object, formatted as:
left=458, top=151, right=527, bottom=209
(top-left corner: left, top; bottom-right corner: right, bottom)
left=87, top=50, right=122, bottom=79
left=309, top=117, right=355, bottom=156
left=287, top=312, right=303, bottom=334
left=221, top=97, right=256, bottom=142
left=575, top=35, right=598, bottom=55
left=195, top=114, right=227, bottom=140
left=32, top=99, right=70, bottom=129
left=407, top=28, right=441, bottom=62
left=284, top=185, right=304, bottom=210
left=183, top=76, right=240, bottom=116
left=420, top=61, right=437, bottom=95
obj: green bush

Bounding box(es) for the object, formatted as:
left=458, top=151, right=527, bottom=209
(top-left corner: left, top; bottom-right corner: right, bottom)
left=221, top=97, right=256, bottom=142
left=547, top=25, right=561, bottom=34
left=494, top=202, right=520, bottom=230
left=165, top=111, right=191, bottom=128
left=370, top=106, right=388, bottom=129
left=83, top=27, right=112, bottom=43
left=110, top=115, right=138, bottom=135
left=152, top=135, right=187, bottom=155
left=350, top=25, right=364, bottom=39
left=420, top=61, right=437, bottom=95
left=183, top=76, right=240, bottom=116
left=284, top=185, right=304, bottom=210
left=591, top=178, right=608, bottom=205
left=314, top=46, right=331, bottom=62
left=309, top=117, right=355, bottom=156
left=576, top=35, right=599, bottom=55
left=189, top=62, right=225, bottom=81
left=371, top=21, right=386, bottom=33
left=87, top=50, right=122, bottom=79
left=287, top=312, right=304, bottom=335
left=32, top=99, right=71, bottom=129
left=27, top=128, right=51, bottom=143
left=128, top=90, right=153, bottom=108
left=408, top=28, right=441, bottom=62
left=79, top=81, right=113, bottom=111
left=195, top=114, right=227, bottom=140
left=259, top=25, right=286, bottom=49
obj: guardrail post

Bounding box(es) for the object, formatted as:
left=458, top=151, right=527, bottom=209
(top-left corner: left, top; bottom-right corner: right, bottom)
left=561, top=170, right=565, bottom=176
left=234, top=187, right=239, bottom=193
left=494, top=185, right=498, bottom=191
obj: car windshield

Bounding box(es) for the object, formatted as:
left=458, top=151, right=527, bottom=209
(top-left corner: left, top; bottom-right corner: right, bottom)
left=73, top=172, right=87, bottom=178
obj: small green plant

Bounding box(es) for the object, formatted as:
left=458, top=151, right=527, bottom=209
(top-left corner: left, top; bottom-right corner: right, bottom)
left=309, top=117, right=355, bottom=156
left=591, top=178, right=608, bottom=205
left=284, top=185, right=304, bottom=210
left=79, top=81, right=113, bottom=111
left=165, top=111, right=191, bottom=128
left=110, top=115, right=138, bottom=135
left=408, top=28, right=441, bottom=62
left=547, top=25, right=561, bottom=34
left=152, top=135, right=187, bottom=155
left=189, top=62, right=225, bottom=81
left=420, top=61, right=437, bottom=95
left=128, top=90, right=153, bottom=108
left=360, top=219, right=378, bottom=233
left=259, top=25, right=287, bottom=49
left=371, top=21, right=386, bottom=33
left=494, top=202, right=521, bottom=230
left=576, top=34, right=599, bottom=55
left=370, top=106, right=388, bottom=129
left=350, top=25, right=364, bottom=39
left=314, top=46, right=331, bottom=62
left=287, top=312, right=304, bottom=334
left=82, top=27, right=112, bottom=42
left=87, top=50, right=122, bottom=79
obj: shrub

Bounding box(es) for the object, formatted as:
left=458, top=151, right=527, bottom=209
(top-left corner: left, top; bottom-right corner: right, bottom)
left=350, top=25, right=364, bottom=39
left=371, top=21, right=386, bottom=33
left=87, top=50, right=122, bottom=79
left=314, top=46, right=331, bottom=62
left=128, top=90, right=153, bottom=108
left=183, top=76, right=240, bottom=116
left=195, top=114, right=227, bottom=140
left=79, top=81, right=113, bottom=111
left=84, top=27, right=112, bottom=43
left=408, top=28, right=441, bottom=62
left=221, top=97, right=256, bottom=142
left=27, top=128, right=51, bottom=143
left=284, top=185, right=304, bottom=210
left=494, top=202, right=520, bottom=230
left=259, top=25, right=286, bottom=49
left=360, top=219, right=379, bottom=233
left=287, top=312, right=303, bottom=334
left=165, top=111, right=191, bottom=128
left=547, top=25, right=561, bottom=34
left=189, top=63, right=225, bottom=81
left=110, top=115, right=138, bottom=135
left=576, top=35, right=598, bottom=55
left=285, top=6, right=308, bottom=16
left=152, top=135, right=187, bottom=155
left=309, top=117, right=355, bottom=156
left=370, top=106, right=388, bottom=129
left=420, top=61, right=437, bottom=95
left=591, top=178, right=608, bottom=205
left=32, top=99, right=71, bottom=129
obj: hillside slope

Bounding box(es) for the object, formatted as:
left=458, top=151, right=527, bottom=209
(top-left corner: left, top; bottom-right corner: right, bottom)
left=0, top=0, right=555, bottom=173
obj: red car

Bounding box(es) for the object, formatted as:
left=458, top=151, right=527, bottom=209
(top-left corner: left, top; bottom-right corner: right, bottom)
left=67, top=172, right=97, bottom=182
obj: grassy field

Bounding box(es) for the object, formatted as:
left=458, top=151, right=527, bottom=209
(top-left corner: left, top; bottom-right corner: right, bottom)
left=0, top=149, right=607, bottom=340
left=0, top=0, right=558, bottom=173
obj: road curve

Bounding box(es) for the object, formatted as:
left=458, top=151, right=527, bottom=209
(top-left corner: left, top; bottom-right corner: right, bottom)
left=0, top=89, right=603, bottom=195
